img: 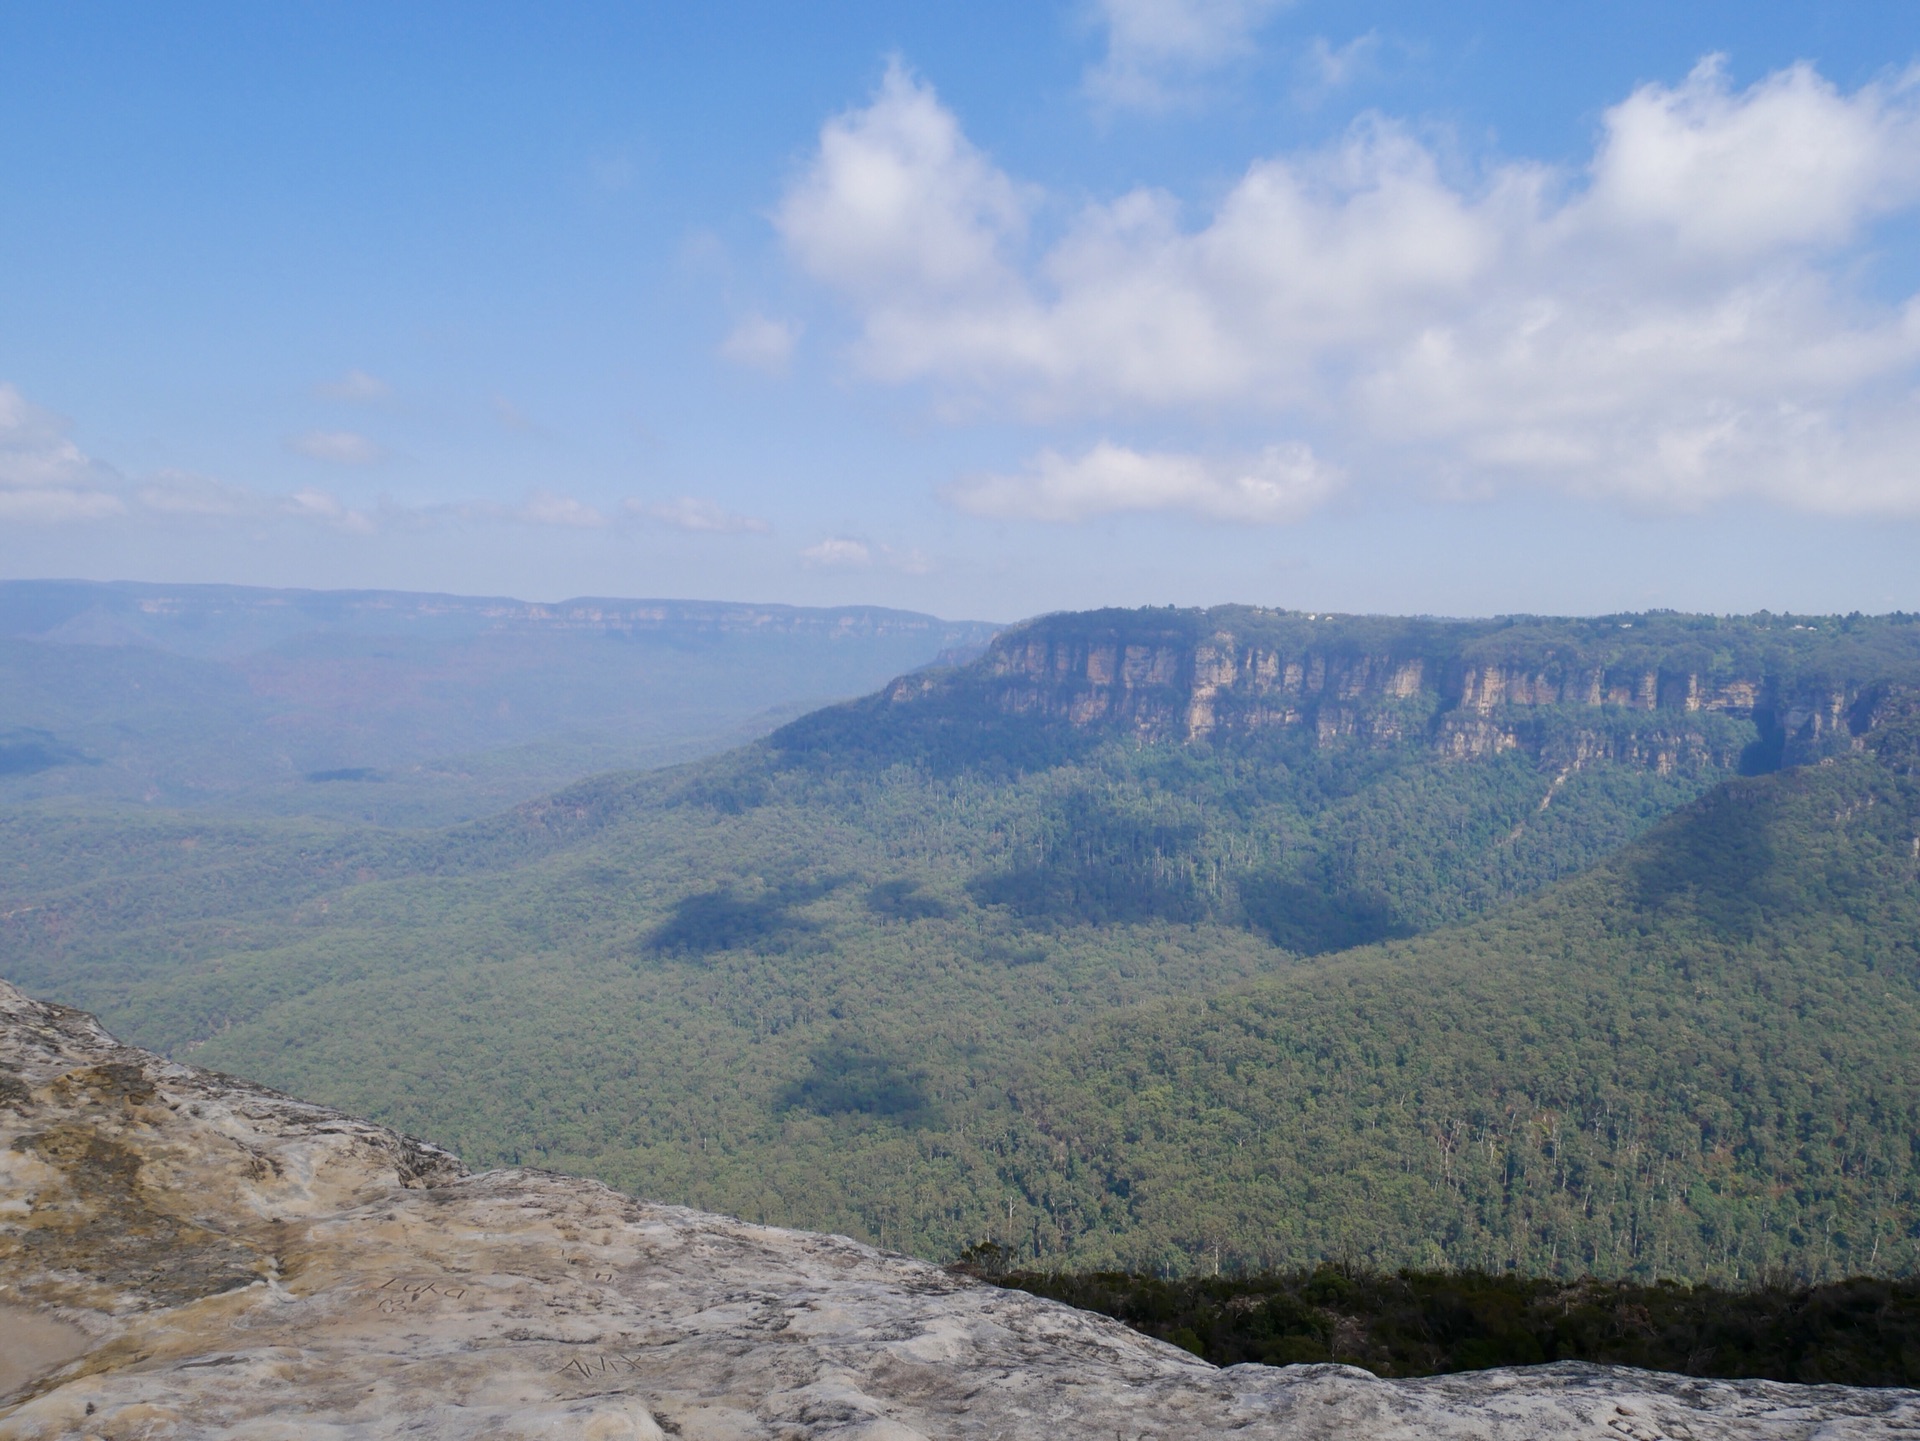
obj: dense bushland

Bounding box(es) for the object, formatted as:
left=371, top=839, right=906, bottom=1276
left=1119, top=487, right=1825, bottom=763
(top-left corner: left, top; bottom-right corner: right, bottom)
left=2, top=610, right=1917, bottom=1278
left=988, top=1264, right=1920, bottom=1384
left=998, top=758, right=1920, bottom=1280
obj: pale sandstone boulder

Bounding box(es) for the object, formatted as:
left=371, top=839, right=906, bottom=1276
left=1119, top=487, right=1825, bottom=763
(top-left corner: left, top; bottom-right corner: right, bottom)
left=2, top=979, right=1915, bottom=1439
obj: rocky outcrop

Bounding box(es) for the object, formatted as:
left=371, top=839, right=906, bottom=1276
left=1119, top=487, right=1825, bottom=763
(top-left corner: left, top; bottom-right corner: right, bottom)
left=3, top=980, right=1917, bottom=1439
left=878, top=607, right=1920, bottom=773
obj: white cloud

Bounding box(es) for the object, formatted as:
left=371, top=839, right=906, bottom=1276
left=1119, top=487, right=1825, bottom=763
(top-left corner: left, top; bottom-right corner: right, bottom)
left=799, top=535, right=931, bottom=572
left=0, top=382, right=126, bottom=521
left=1301, top=32, right=1380, bottom=98
left=0, top=383, right=387, bottom=528
left=633, top=497, right=771, bottom=534
left=949, top=440, right=1339, bottom=522
left=782, top=70, right=1503, bottom=408
left=289, top=429, right=384, bottom=465
left=1088, top=0, right=1288, bottom=109
left=776, top=61, right=1031, bottom=323
left=720, top=315, right=802, bottom=374
left=283, top=487, right=375, bottom=534
left=785, top=59, right=1920, bottom=517
left=518, top=492, right=608, bottom=528
left=801, top=536, right=872, bottom=568
left=1581, top=57, right=1920, bottom=259
left=315, top=369, right=392, bottom=403
left=0, top=385, right=90, bottom=488
left=0, top=382, right=673, bottom=538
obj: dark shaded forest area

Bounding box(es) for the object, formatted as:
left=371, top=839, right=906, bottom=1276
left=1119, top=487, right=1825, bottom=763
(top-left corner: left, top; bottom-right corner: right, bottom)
left=987, top=1264, right=1920, bottom=1385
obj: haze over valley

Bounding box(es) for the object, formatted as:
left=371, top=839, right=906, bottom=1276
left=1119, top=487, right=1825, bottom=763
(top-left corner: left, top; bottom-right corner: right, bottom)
left=0, top=580, right=994, bottom=824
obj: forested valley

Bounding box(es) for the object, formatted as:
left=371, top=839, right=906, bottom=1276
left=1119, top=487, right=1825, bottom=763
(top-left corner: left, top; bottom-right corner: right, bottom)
left=4, top=603, right=1918, bottom=1283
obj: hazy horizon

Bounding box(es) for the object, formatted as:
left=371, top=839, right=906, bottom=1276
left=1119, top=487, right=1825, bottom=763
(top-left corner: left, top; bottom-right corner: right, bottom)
left=10, top=574, right=1920, bottom=629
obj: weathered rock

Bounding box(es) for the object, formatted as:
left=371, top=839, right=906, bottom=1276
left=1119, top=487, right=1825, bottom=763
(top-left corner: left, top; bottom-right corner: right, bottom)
left=3, top=979, right=1916, bottom=1438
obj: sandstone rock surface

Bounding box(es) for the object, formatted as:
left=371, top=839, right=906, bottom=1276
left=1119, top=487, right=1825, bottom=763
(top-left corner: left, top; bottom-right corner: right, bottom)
left=3, top=979, right=1917, bottom=1439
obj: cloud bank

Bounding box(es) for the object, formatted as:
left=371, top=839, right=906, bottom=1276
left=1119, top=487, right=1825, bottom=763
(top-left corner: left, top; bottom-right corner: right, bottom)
left=284, top=487, right=376, bottom=534
left=0, top=384, right=126, bottom=521
left=949, top=440, right=1339, bottom=522
left=781, top=58, right=1920, bottom=519
left=635, top=497, right=772, bottom=534
left=0, top=380, right=777, bottom=547
left=800, top=535, right=932, bottom=572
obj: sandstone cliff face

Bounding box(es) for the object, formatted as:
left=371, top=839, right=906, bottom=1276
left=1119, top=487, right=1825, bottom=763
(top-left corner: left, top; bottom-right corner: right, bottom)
left=882, top=608, right=1917, bottom=773
left=4, top=979, right=1918, bottom=1439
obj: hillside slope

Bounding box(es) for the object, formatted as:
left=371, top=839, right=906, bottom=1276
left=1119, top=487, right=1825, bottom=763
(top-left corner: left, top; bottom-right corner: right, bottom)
left=1007, top=740, right=1920, bottom=1279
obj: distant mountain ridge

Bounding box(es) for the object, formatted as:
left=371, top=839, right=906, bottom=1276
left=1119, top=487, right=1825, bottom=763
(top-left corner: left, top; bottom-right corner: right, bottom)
left=0, top=579, right=998, bottom=660
left=0, top=580, right=999, bottom=823
left=795, top=606, right=1920, bottom=776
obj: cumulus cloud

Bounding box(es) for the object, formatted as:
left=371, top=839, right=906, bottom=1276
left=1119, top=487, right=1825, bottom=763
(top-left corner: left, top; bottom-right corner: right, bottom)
left=776, top=60, right=1032, bottom=329
left=1582, top=56, right=1920, bottom=259
left=0, top=383, right=125, bottom=521
left=780, top=66, right=1511, bottom=407
left=518, top=492, right=608, bottom=528
left=949, top=440, right=1339, bottom=522
left=719, top=315, right=801, bottom=373
left=0, top=382, right=677, bottom=539
left=1300, top=33, right=1380, bottom=99
left=633, top=496, right=771, bottom=533
left=1088, top=0, right=1288, bottom=109
left=0, top=382, right=388, bottom=528
left=315, top=369, right=392, bottom=403
left=783, top=58, right=1920, bottom=517
left=800, top=535, right=932, bottom=572
left=283, top=487, right=375, bottom=534
left=801, top=537, right=872, bottom=568
left=289, top=429, right=384, bottom=465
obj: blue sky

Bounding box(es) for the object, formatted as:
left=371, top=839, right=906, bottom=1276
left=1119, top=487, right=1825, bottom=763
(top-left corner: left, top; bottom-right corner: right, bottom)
left=3, top=1, right=1919, bottom=621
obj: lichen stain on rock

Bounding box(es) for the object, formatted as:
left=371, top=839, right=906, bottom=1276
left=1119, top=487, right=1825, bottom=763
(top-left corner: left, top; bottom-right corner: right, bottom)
left=7, top=1120, right=266, bottom=1309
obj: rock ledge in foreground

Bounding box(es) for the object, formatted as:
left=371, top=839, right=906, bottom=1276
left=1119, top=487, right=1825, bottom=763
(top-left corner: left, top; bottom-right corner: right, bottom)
left=2, top=979, right=1915, bottom=1439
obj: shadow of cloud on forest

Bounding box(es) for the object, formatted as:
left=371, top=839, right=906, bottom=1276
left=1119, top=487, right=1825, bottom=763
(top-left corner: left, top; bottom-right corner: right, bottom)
left=0, top=728, right=95, bottom=778
left=977, top=938, right=1047, bottom=966
left=643, top=876, right=839, bottom=957
left=1237, top=874, right=1414, bottom=957
left=778, top=1042, right=938, bottom=1127
left=1618, top=780, right=1783, bottom=940
left=865, top=878, right=952, bottom=921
